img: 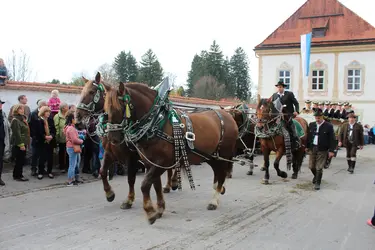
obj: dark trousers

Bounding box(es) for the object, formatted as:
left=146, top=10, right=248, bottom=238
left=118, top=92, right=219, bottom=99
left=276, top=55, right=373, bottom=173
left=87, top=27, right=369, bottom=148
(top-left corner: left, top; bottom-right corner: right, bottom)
left=13, top=146, right=26, bottom=179
left=58, top=143, right=68, bottom=171
left=83, top=136, right=100, bottom=174
left=31, top=142, right=41, bottom=172
left=346, top=142, right=358, bottom=161
left=38, top=143, right=54, bottom=174
left=0, top=141, right=4, bottom=177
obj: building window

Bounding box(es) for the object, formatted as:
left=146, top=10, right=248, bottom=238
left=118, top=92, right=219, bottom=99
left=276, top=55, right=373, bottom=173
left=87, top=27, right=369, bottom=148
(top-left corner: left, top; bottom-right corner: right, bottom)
left=312, top=28, right=326, bottom=38
left=343, top=60, right=365, bottom=96
left=279, top=70, right=291, bottom=90
left=311, top=70, right=324, bottom=90
left=347, top=69, right=361, bottom=91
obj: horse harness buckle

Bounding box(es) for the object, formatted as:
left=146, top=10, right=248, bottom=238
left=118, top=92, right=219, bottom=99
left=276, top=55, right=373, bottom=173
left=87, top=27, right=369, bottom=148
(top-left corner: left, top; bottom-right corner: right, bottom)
left=185, top=131, right=195, bottom=142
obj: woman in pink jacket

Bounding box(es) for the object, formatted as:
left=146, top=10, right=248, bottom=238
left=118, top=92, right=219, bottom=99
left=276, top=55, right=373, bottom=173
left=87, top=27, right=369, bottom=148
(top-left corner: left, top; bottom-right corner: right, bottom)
left=63, top=111, right=83, bottom=186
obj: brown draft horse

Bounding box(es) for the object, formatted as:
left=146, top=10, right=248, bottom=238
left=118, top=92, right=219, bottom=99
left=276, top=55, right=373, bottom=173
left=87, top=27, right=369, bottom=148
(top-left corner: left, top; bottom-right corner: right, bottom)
left=256, top=94, right=308, bottom=184
left=104, top=82, right=239, bottom=225
left=75, top=72, right=143, bottom=209
left=221, top=105, right=258, bottom=176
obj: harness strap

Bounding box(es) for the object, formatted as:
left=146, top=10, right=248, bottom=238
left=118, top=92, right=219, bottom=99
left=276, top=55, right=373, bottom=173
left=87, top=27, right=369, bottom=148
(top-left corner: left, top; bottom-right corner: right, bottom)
left=213, top=110, right=225, bottom=156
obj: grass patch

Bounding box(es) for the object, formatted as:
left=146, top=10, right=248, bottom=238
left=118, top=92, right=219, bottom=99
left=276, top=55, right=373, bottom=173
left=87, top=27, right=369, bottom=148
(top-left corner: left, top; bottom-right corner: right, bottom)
left=294, top=181, right=313, bottom=190
left=289, top=189, right=299, bottom=194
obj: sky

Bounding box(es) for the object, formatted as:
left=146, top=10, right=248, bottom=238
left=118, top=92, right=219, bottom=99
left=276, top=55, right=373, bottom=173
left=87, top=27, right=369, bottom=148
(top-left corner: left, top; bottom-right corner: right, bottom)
left=1, top=0, right=374, bottom=90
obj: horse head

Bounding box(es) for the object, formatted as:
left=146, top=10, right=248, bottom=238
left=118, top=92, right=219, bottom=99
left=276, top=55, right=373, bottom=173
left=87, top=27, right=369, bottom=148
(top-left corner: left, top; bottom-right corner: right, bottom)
left=75, top=72, right=111, bottom=125
left=104, top=82, right=157, bottom=144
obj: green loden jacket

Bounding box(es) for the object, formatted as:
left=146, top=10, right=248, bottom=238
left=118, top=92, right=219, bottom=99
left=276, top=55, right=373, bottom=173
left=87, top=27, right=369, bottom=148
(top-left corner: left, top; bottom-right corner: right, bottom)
left=10, top=114, right=30, bottom=148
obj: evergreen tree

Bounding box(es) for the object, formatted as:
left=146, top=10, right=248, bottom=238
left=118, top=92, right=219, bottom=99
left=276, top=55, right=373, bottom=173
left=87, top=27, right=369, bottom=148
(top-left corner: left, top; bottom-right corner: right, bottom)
left=186, top=53, right=205, bottom=96
left=230, top=47, right=251, bottom=101
left=113, top=51, right=138, bottom=82
left=206, top=40, right=225, bottom=83
left=223, top=57, right=235, bottom=97
left=138, top=49, right=164, bottom=87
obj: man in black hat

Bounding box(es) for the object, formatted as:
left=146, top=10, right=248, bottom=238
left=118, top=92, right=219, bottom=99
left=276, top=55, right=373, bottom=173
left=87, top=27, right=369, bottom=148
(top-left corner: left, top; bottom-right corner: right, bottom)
left=338, top=113, right=364, bottom=174
left=323, top=101, right=330, bottom=117
left=306, top=108, right=336, bottom=190
left=312, top=101, right=318, bottom=112
left=271, top=79, right=301, bottom=150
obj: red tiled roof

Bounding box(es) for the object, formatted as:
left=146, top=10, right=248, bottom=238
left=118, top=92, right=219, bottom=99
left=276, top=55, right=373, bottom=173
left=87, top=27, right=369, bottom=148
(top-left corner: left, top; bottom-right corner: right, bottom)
left=1, top=81, right=256, bottom=108
left=255, top=0, right=375, bottom=50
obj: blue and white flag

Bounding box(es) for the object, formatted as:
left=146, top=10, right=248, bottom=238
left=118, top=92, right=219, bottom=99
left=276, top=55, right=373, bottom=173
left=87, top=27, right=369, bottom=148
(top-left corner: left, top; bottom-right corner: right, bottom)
left=301, top=32, right=312, bottom=77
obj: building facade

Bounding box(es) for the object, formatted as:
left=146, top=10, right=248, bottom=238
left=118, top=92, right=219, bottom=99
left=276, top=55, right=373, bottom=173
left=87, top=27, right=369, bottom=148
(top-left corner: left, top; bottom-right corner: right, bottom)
left=254, top=0, right=375, bottom=124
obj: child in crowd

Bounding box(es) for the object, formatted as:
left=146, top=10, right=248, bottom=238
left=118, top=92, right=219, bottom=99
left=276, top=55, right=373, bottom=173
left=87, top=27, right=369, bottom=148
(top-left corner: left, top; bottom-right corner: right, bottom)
left=48, top=90, right=61, bottom=118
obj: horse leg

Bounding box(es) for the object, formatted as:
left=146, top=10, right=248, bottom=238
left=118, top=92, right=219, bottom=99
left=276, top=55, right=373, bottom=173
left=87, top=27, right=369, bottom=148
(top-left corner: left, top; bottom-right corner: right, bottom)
left=207, top=161, right=227, bottom=210
left=246, top=155, right=254, bottom=175
left=153, top=174, right=166, bottom=218
left=163, top=168, right=173, bottom=193
left=141, top=166, right=162, bottom=225
left=226, top=163, right=233, bottom=178
left=171, top=167, right=179, bottom=190
left=120, top=154, right=138, bottom=209
left=261, top=150, right=270, bottom=184
left=291, top=150, right=302, bottom=179
left=274, top=150, right=287, bottom=179
left=100, top=152, right=115, bottom=202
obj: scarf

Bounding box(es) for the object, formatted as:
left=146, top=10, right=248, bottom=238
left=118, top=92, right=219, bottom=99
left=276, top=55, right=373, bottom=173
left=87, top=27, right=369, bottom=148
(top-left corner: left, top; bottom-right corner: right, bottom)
left=41, top=117, right=50, bottom=143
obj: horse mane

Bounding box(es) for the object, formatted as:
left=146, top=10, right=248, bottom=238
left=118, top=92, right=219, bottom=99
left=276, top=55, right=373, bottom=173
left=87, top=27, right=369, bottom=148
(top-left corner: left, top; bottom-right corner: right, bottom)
left=81, top=80, right=94, bottom=96
left=104, top=87, right=122, bottom=113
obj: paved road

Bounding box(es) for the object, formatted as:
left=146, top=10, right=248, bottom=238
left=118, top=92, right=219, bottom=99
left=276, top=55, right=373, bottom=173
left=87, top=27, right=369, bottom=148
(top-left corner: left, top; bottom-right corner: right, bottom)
left=1, top=146, right=374, bottom=250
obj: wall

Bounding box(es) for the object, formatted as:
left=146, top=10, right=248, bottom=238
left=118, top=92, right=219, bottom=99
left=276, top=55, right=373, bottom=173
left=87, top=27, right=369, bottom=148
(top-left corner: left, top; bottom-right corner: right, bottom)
left=0, top=89, right=81, bottom=115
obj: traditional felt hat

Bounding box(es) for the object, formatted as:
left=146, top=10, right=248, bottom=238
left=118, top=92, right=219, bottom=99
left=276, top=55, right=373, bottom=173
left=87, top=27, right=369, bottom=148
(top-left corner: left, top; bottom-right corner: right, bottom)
left=331, top=102, right=338, bottom=105
left=347, top=113, right=357, bottom=118
left=318, top=101, right=324, bottom=105
left=313, top=108, right=324, bottom=116
left=275, top=79, right=286, bottom=87
left=343, top=102, right=349, bottom=106
left=313, top=101, right=318, bottom=105
left=305, top=100, right=312, bottom=104
left=337, top=102, right=343, bottom=106
left=324, top=101, right=330, bottom=105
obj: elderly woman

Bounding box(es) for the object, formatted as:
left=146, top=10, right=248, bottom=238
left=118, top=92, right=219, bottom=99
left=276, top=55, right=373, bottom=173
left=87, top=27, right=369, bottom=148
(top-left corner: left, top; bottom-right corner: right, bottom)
left=54, top=102, right=69, bottom=173
left=10, top=104, right=30, bottom=181
left=0, top=58, right=8, bottom=86
left=35, top=106, right=56, bottom=179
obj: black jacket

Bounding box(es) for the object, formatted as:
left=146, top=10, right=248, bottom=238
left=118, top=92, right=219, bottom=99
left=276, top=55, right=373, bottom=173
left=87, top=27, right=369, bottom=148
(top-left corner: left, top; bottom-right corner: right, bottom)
left=328, top=109, right=335, bottom=118
left=333, top=110, right=341, bottom=119
left=307, top=121, right=336, bottom=152
left=33, top=117, right=56, bottom=147
left=28, top=109, right=39, bottom=139
left=341, top=110, right=348, bottom=120
left=323, top=109, right=329, bottom=117
left=271, top=91, right=299, bottom=114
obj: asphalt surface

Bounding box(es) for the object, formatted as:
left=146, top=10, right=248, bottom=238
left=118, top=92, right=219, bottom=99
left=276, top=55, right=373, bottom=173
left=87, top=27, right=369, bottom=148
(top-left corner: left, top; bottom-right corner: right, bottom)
left=0, top=146, right=374, bottom=250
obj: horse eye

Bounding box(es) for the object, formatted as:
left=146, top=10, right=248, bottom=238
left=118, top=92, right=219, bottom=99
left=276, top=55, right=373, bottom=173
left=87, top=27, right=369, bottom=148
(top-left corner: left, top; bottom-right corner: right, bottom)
left=89, top=90, right=95, bottom=95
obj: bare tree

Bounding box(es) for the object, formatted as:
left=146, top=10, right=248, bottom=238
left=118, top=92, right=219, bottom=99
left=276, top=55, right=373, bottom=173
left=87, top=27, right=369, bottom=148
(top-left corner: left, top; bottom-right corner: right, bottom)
left=248, top=83, right=258, bottom=104
left=97, top=63, right=117, bottom=85
left=165, top=72, right=177, bottom=88
left=6, top=49, right=33, bottom=81
left=193, top=76, right=227, bottom=100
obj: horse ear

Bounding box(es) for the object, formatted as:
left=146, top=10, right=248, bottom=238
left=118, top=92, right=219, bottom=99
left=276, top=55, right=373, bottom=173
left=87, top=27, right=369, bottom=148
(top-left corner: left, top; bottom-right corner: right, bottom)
left=95, top=72, right=101, bottom=83
left=118, top=82, right=125, bottom=96
left=82, top=76, right=89, bottom=83
left=220, top=106, right=224, bottom=109
left=267, top=96, right=272, bottom=103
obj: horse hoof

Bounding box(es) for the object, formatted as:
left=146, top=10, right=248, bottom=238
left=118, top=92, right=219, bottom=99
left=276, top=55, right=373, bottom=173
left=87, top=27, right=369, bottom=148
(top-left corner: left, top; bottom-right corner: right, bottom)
left=280, top=171, right=288, bottom=179
left=291, top=173, right=298, bottom=179
left=171, top=185, right=178, bottom=191
left=148, top=213, right=159, bottom=225
left=106, top=192, right=115, bottom=202
left=261, top=179, right=269, bottom=185
left=246, top=171, right=253, bottom=175
left=207, top=204, right=217, bottom=210
left=120, top=201, right=133, bottom=210
left=163, top=187, right=171, bottom=193
left=220, top=186, right=226, bottom=195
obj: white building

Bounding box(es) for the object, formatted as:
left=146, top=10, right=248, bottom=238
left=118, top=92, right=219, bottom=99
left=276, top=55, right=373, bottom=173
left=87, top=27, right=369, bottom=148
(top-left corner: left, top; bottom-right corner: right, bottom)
left=254, top=0, right=375, bottom=124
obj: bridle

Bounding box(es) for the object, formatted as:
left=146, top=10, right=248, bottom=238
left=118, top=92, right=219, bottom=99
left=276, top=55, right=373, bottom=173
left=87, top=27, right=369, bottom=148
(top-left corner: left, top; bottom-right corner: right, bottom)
left=76, top=81, right=106, bottom=144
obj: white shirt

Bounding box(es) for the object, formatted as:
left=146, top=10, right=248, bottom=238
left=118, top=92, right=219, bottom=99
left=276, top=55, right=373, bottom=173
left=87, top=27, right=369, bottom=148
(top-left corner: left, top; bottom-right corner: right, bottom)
left=313, top=121, right=325, bottom=145
left=278, top=92, right=284, bottom=98
left=349, top=123, right=355, bottom=137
